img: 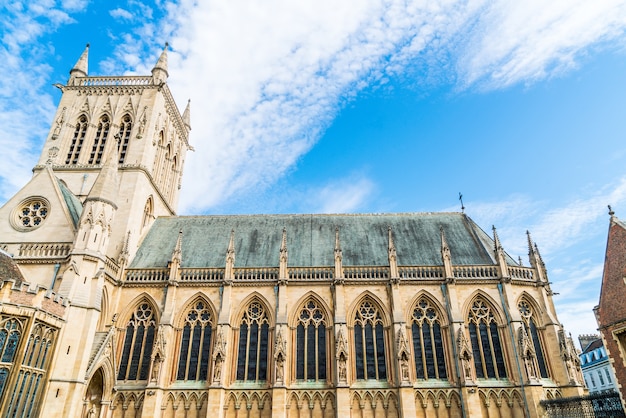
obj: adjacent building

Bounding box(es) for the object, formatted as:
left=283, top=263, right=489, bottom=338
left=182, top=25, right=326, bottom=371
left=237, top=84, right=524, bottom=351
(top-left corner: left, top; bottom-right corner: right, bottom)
left=578, top=334, right=618, bottom=394
left=0, top=45, right=587, bottom=418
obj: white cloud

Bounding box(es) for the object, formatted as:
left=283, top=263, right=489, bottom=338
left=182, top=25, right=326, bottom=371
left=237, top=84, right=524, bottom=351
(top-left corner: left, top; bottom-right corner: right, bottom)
left=110, top=8, right=134, bottom=21
left=310, top=177, right=376, bottom=214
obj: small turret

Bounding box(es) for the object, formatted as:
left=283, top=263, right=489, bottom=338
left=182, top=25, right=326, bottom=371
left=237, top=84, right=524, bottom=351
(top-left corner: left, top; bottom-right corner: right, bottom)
left=69, top=44, right=89, bottom=85
left=85, top=142, right=119, bottom=209
left=182, top=99, right=191, bottom=131
left=152, top=43, right=169, bottom=84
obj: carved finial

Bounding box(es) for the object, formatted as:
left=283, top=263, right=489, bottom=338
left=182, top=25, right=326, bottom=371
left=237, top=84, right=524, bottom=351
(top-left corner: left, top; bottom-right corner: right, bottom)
left=388, top=226, right=396, bottom=253
left=70, top=43, right=89, bottom=79
left=151, top=43, right=169, bottom=83
left=172, top=229, right=183, bottom=263
left=609, top=205, right=615, bottom=217
left=182, top=99, right=191, bottom=130
left=526, top=230, right=534, bottom=256
left=279, top=227, right=288, bottom=264
left=459, top=192, right=465, bottom=213
left=334, top=227, right=341, bottom=252
left=518, top=256, right=523, bottom=266
left=227, top=229, right=235, bottom=261
left=492, top=225, right=502, bottom=252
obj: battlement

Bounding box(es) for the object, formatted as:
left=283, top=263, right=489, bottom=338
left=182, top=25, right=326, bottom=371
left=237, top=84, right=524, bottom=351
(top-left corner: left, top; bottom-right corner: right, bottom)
left=0, top=279, right=67, bottom=318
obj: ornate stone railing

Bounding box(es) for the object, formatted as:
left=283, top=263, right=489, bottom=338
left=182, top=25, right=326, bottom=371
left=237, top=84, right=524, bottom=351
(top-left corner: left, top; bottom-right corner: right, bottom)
left=508, top=266, right=534, bottom=280
left=17, top=243, right=71, bottom=258
left=104, top=257, right=119, bottom=278
left=180, top=268, right=224, bottom=282
left=125, top=269, right=168, bottom=283
left=78, top=76, right=152, bottom=86
left=344, top=266, right=389, bottom=280
left=453, top=265, right=498, bottom=278
left=288, top=268, right=334, bottom=281
left=234, top=268, right=279, bottom=281
left=399, top=266, right=444, bottom=279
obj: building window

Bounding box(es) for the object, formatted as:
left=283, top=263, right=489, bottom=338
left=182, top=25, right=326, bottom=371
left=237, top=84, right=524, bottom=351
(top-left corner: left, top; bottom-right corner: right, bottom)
left=0, top=317, right=23, bottom=400
left=236, top=301, right=270, bottom=381
left=176, top=300, right=213, bottom=381
left=295, top=299, right=327, bottom=381
left=117, top=303, right=156, bottom=381
left=468, top=298, right=507, bottom=379
left=518, top=300, right=549, bottom=378
left=88, top=115, right=111, bottom=164
left=606, top=368, right=612, bottom=383
left=117, top=114, right=132, bottom=164
left=66, top=115, right=88, bottom=164
left=598, top=370, right=605, bottom=385
left=5, top=323, right=56, bottom=418
left=11, top=197, right=50, bottom=232
left=590, top=373, right=596, bottom=387
left=411, top=297, right=447, bottom=380
left=354, top=298, right=387, bottom=380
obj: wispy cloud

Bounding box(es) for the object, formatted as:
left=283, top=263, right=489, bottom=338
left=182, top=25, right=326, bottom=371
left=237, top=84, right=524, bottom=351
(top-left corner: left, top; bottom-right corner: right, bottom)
left=110, top=8, right=134, bottom=21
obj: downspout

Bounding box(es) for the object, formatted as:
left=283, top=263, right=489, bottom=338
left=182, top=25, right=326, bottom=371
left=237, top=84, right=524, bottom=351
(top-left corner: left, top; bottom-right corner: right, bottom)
left=442, top=283, right=467, bottom=418
left=50, top=263, right=61, bottom=290
left=498, top=282, right=531, bottom=418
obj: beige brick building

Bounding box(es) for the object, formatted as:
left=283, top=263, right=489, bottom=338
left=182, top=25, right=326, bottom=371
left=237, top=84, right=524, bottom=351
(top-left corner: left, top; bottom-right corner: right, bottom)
left=0, top=45, right=585, bottom=417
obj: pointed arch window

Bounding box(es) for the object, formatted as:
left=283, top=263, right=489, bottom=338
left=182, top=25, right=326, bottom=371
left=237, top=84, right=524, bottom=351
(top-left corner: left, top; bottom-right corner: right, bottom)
left=411, top=298, right=447, bottom=380
left=468, top=298, right=507, bottom=379
left=88, top=115, right=111, bottom=164
left=117, top=114, right=132, bottom=164
left=66, top=115, right=88, bottom=164
left=117, top=303, right=156, bottom=381
left=176, top=300, right=214, bottom=381
left=6, top=323, right=56, bottom=418
left=518, top=300, right=549, bottom=378
left=236, top=301, right=270, bottom=381
left=354, top=299, right=387, bottom=380
left=295, top=299, right=327, bottom=381
left=0, top=317, right=23, bottom=400
left=142, top=197, right=154, bottom=232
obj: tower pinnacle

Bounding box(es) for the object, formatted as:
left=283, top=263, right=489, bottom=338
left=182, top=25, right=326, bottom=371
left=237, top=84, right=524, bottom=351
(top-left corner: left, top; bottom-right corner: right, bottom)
left=69, top=43, right=89, bottom=84
left=152, top=43, right=169, bottom=84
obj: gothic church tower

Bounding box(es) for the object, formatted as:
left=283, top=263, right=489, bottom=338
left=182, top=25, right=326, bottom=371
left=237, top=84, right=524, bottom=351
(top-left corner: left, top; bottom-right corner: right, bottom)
left=0, top=45, right=190, bottom=417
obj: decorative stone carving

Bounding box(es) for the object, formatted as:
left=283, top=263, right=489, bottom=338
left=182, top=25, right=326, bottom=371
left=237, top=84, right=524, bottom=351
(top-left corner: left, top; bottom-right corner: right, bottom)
left=274, top=326, right=287, bottom=383
left=336, top=326, right=348, bottom=383
left=397, top=326, right=411, bottom=382
left=518, top=326, right=537, bottom=380
left=457, top=328, right=474, bottom=383
left=212, top=326, right=227, bottom=383
left=52, top=107, right=66, bottom=139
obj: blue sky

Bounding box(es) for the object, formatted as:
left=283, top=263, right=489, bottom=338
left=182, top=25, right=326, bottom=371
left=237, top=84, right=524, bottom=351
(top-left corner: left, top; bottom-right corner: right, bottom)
left=2, top=0, right=626, bottom=341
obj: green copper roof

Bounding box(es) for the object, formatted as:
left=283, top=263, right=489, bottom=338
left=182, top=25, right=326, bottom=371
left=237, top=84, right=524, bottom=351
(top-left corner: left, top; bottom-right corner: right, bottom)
left=57, top=179, right=83, bottom=227
left=130, top=213, right=517, bottom=269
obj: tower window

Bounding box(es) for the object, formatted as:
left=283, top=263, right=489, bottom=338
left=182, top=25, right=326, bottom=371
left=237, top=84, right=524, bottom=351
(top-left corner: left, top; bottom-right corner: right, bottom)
left=295, top=299, right=327, bottom=381
left=411, top=297, right=447, bottom=380
left=88, top=115, right=110, bottom=164
left=176, top=300, right=213, bottom=381
left=117, top=114, right=132, bottom=164
left=66, top=115, right=88, bottom=164
left=117, top=303, right=156, bottom=381
left=468, top=298, right=507, bottom=379
left=236, top=301, right=270, bottom=381
left=354, top=298, right=387, bottom=380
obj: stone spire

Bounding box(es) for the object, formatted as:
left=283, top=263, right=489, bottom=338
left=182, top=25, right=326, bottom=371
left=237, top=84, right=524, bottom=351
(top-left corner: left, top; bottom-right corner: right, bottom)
left=68, top=43, right=89, bottom=85
left=279, top=228, right=288, bottom=281
left=388, top=226, right=398, bottom=278
left=334, top=227, right=343, bottom=280
left=85, top=142, right=119, bottom=209
left=527, top=231, right=547, bottom=282
left=152, top=43, right=169, bottom=84
left=225, top=230, right=236, bottom=282
left=440, top=226, right=453, bottom=278
left=492, top=226, right=509, bottom=278
left=182, top=99, right=191, bottom=130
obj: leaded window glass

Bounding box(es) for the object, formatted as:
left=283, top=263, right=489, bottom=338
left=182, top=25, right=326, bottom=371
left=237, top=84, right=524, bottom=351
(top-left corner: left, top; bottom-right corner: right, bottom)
left=295, top=299, right=327, bottom=381
left=117, top=114, right=132, bottom=164
left=518, top=300, right=549, bottom=378
left=468, top=298, right=506, bottom=379
left=117, top=303, right=156, bottom=381
left=6, top=322, right=56, bottom=418
left=88, top=115, right=111, bottom=164
left=354, top=299, right=387, bottom=380
left=66, top=115, right=88, bottom=164
left=236, top=301, right=270, bottom=381
left=411, top=297, right=447, bottom=380
left=177, top=300, right=213, bottom=381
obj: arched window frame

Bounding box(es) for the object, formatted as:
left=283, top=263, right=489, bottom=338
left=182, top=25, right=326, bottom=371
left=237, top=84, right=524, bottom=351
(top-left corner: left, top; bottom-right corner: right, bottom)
left=66, top=115, right=88, bottom=164
left=117, top=114, right=132, bottom=164
left=235, top=299, right=271, bottom=382
left=117, top=301, right=157, bottom=381
left=175, top=298, right=215, bottom=381
left=88, top=115, right=111, bottom=164
left=352, top=297, right=388, bottom=381
left=518, top=298, right=549, bottom=378
left=141, top=197, right=154, bottom=232
left=410, top=296, right=448, bottom=380
left=293, top=297, right=329, bottom=382
left=467, top=297, right=507, bottom=379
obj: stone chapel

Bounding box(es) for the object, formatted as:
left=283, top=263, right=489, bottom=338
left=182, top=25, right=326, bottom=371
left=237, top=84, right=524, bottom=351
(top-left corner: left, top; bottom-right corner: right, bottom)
left=0, top=45, right=586, bottom=417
